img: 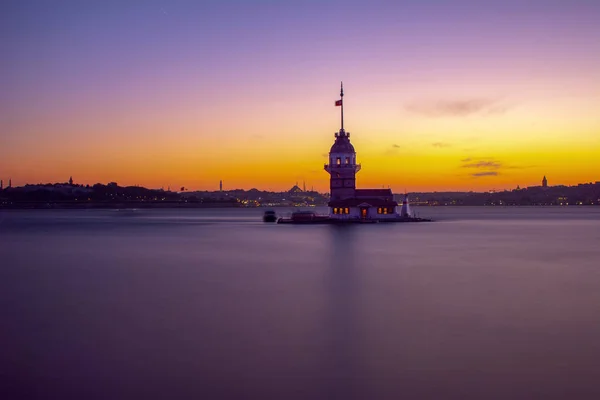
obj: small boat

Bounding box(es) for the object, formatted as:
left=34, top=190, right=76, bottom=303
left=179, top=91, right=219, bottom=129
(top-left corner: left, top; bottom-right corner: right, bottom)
left=263, top=210, right=277, bottom=222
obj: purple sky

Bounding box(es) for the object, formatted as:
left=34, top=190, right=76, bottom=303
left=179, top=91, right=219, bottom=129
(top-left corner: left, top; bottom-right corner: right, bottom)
left=1, top=0, right=599, bottom=190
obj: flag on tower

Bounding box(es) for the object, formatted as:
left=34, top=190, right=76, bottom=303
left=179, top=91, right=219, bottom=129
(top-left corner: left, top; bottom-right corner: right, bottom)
left=335, top=99, right=342, bottom=106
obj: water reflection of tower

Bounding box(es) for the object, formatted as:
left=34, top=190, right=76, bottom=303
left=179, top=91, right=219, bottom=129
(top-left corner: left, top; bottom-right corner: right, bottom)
left=324, top=226, right=364, bottom=398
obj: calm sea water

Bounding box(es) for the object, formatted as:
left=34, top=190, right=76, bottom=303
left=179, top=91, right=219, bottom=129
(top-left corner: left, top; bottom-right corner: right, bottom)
left=2, top=207, right=600, bottom=399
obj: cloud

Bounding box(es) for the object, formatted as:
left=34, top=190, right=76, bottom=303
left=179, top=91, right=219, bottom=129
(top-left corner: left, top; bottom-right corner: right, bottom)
left=462, top=160, right=502, bottom=169
left=384, top=143, right=404, bottom=156
left=461, top=157, right=502, bottom=177
left=472, top=171, right=499, bottom=177
left=432, top=142, right=451, bottom=148
left=406, top=98, right=510, bottom=117
left=460, top=156, right=530, bottom=178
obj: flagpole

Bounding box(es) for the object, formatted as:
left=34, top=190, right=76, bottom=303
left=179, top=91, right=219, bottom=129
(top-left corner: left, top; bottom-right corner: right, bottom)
left=340, top=81, right=344, bottom=132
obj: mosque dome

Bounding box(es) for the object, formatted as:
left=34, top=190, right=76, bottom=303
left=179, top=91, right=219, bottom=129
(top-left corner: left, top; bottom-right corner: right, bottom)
left=329, top=132, right=355, bottom=154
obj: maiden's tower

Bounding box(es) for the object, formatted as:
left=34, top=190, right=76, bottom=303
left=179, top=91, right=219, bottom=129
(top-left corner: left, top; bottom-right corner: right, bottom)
left=324, top=83, right=406, bottom=220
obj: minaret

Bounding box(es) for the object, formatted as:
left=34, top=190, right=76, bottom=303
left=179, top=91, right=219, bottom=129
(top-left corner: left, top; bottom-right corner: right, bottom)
left=69, top=176, right=73, bottom=185
left=8, top=178, right=11, bottom=188
left=303, top=181, right=306, bottom=192
left=220, top=180, right=223, bottom=192
left=0, top=180, right=3, bottom=190
left=542, top=175, right=548, bottom=187
left=324, top=82, right=361, bottom=200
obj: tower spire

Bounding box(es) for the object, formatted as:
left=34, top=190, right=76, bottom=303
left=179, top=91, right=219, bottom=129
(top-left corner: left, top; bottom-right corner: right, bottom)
left=340, top=81, right=344, bottom=132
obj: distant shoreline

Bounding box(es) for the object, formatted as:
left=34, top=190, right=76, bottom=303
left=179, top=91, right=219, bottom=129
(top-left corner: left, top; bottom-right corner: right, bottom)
left=1, top=203, right=597, bottom=210
left=0, top=201, right=243, bottom=210
left=2, top=181, right=598, bottom=208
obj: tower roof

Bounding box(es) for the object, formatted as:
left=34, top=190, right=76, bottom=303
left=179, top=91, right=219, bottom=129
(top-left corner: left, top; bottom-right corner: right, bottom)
left=329, top=133, right=355, bottom=153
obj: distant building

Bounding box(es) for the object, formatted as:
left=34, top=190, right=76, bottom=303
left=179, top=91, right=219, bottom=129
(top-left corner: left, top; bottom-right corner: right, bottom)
left=69, top=176, right=73, bottom=185
left=288, top=184, right=303, bottom=195
left=324, top=83, right=404, bottom=220
left=542, top=175, right=548, bottom=187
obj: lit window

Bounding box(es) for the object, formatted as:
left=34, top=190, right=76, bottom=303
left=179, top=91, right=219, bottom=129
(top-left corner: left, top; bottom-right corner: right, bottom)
left=336, top=157, right=341, bottom=165
left=345, top=207, right=349, bottom=214
left=345, top=157, right=349, bottom=164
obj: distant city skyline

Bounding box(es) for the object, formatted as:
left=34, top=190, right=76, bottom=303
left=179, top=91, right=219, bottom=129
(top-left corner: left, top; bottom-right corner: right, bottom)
left=4, top=174, right=596, bottom=195
left=1, top=0, right=599, bottom=192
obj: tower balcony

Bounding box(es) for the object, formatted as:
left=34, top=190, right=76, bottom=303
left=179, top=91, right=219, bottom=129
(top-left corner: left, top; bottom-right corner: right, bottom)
left=324, top=163, right=361, bottom=173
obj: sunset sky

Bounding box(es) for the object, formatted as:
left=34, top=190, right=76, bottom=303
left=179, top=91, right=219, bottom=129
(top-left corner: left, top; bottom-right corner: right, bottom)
left=1, top=0, right=599, bottom=192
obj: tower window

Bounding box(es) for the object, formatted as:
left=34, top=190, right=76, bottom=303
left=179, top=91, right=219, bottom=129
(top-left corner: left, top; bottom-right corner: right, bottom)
left=345, top=157, right=349, bottom=164
left=336, top=157, right=341, bottom=165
